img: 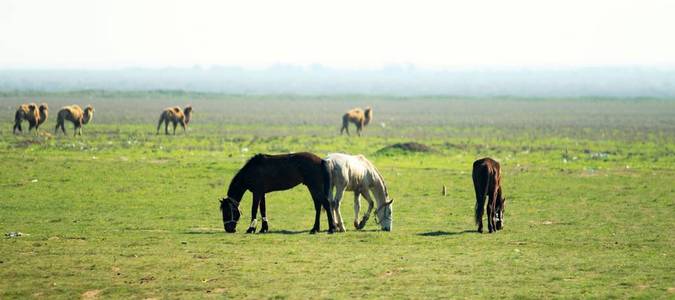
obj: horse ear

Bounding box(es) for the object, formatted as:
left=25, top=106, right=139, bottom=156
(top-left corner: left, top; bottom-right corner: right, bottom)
left=219, top=199, right=224, bottom=204
left=386, top=198, right=394, bottom=205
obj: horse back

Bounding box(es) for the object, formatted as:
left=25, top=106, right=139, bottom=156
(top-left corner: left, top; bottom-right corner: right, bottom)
left=246, top=152, right=324, bottom=193
left=472, top=157, right=501, bottom=191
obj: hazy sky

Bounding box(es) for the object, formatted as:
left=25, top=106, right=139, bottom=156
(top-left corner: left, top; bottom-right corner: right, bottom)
left=1, top=0, right=674, bottom=69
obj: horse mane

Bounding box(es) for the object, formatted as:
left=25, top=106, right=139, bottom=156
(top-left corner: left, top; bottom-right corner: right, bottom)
left=357, top=154, right=388, bottom=197
left=227, top=154, right=265, bottom=199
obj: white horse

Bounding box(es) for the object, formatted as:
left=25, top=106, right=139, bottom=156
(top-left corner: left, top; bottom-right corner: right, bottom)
left=324, top=153, right=393, bottom=232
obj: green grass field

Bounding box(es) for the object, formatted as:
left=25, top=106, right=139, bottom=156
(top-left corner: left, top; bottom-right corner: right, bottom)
left=1, top=91, right=674, bottom=299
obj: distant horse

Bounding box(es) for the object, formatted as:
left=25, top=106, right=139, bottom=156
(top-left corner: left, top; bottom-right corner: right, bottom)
left=156, top=105, right=193, bottom=135
left=324, top=153, right=393, bottom=232
left=13, top=103, right=47, bottom=134
left=219, top=152, right=336, bottom=234
left=55, top=105, right=94, bottom=136
left=340, top=107, right=373, bottom=136
left=472, top=157, right=506, bottom=233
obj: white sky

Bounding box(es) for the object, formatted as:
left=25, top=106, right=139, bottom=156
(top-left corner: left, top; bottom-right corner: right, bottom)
left=1, top=0, right=674, bottom=69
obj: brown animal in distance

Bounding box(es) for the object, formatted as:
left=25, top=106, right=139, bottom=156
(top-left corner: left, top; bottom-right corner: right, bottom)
left=156, top=105, right=193, bottom=135
left=13, top=103, right=48, bottom=134
left=472, top=157, right=506, bottom=233
left=340, top=107, right=373, bottom=136
left=54, top=105, right=95, bottom=136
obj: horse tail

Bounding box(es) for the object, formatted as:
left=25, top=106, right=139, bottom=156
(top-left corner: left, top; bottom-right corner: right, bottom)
left=321, top=159, right=331, bottom=201
left=473, top=162, right=490, bottom=226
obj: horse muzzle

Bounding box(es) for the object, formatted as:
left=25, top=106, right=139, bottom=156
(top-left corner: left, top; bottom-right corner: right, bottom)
left=224, top=223, right=237, bottom=233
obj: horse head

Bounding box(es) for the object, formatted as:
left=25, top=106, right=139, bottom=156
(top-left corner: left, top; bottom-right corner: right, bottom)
left=83, top=105, right=95, bottom=124
left=495, top=196, right=506, bottom=230
left=220, top=197, right=241, bottom=233
left=375, top=198, right=393, bottom=231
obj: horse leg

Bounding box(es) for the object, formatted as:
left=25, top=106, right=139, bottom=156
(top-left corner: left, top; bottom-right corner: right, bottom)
left=327, top=184, right=338, bottom=228
left=492, top=188, right=500, bottom=231
left=486, top=195, right=495, bottom=233
left=15, top=121, right=22, bottom=134
left=353, top=192, right=361, bottom=229
left=172, top=121, right=177, bottom=135
left=474, top=180, right=485, bottom=233
left=495, top=188, right=503, bottom=231
left=309, top=186, right=335, bottom=234
left=246, top=192, right=262, bottom=233
left=164, top=119, right=169, bottom=135
left=333, top=187, right=347, bottom=232
left=321, top=193, right=336, bottom=234
left=357, top=190, right=375, bottom=229
left=259, top=194, right=269, bottom=233
left=310, top=198, right=321, bottom=234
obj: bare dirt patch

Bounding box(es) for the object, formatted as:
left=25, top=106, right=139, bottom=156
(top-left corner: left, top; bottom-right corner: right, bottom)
left=376, top=142, right=435, bottom=155
left=81, top=289, right=102, bottom=299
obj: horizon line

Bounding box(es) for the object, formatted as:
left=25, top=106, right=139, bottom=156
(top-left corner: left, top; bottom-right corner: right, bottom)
left=3, top=63, right=675, bottom=72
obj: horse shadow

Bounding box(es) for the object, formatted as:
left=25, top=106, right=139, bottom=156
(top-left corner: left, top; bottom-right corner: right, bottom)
left=265, top=229, right=310, bottom=235
left=183, top=229, right=221, bottom=235
left=182, top=229, right=312, bottom=235
left=417, top=230, right=477, bottom=237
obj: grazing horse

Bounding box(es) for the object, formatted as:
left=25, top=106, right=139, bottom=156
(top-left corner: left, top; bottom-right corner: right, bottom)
left=13, top=103, right=47, bottom=134
left=156, top=105, right=192, bottom=135
left=340, top=107, right=373, bottom=136
left=324, top=153, right=393, bottom=232
left=55, top=105, right=94, bottom=136
left=472, top=157, right=506, bottom=233
left=219, top=152, right=336, bottom=234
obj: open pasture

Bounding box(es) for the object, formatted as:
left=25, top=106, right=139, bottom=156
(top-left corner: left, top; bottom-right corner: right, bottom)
left=1, top=91, right=674, bottom=298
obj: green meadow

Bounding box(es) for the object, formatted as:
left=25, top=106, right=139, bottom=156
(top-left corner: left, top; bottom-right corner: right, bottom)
left=1, top=91, right=674, bottom=299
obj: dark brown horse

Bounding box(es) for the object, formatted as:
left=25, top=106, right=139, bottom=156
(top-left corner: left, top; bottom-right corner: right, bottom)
left=220, top=152, right=336, bottom=234
left=472, top=157, right=506, bottom=233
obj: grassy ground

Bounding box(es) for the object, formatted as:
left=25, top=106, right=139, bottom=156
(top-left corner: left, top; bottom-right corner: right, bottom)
left=0, top=91, right=674, bottom=299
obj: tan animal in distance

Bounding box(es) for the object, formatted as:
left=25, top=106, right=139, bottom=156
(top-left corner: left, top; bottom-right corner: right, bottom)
left=13, top=103, right=48, bottom=134
left=156, top=105, right=193, bottom=135
left=340, top=107, right=373, bottom=136
left=54, top=105, right=95, bottom=136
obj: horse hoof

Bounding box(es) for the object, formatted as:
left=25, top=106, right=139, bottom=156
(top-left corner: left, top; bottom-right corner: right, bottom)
left=327, top=229, right=335, bottom=234
left=258, top=228, right=268, bottom=234
left=246, top=227, right=255, bottom=234
left=309, top=228, right=318, bottom=234
left=357, top=221, right=367, bottom=230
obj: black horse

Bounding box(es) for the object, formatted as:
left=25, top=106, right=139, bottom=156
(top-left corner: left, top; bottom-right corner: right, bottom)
left=220, top=152, right=336, bottom=234
left=472, top=157, right=506, bottom=233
